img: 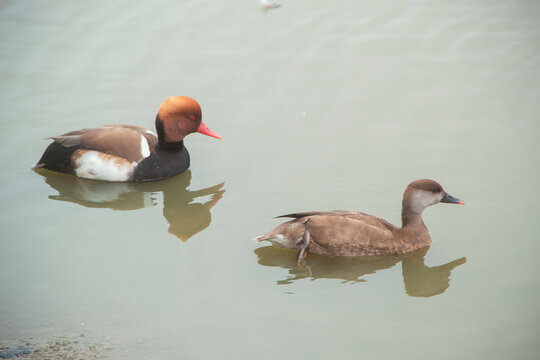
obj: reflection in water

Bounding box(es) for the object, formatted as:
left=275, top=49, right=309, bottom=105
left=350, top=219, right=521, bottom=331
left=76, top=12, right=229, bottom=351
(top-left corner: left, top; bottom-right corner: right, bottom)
left=254, top=246, right=466, bottom=297
left=36, top=169, right=225, bottom=241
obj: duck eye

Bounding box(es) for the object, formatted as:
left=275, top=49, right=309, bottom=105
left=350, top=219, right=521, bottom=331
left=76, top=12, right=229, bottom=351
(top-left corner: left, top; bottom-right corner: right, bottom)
left=189, top=114, right=196, bottom=120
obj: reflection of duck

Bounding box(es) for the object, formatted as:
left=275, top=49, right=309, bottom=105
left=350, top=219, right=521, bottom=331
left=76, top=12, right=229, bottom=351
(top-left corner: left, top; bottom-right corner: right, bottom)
left=254, top=246, right=465, bottom=297
left=36, top=169, right=225, bottom=241
left=161, top=176, right=225, bottom=241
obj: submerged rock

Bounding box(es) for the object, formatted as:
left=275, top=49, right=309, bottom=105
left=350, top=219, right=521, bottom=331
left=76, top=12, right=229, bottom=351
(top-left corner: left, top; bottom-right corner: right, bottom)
left=0, top=338, right=110, bottom=360
left=0, top=347, right=33, bottom=359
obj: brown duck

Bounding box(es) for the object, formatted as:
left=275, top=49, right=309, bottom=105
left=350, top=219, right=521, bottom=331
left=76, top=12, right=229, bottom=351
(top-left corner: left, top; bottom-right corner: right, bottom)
left=254, top=179, right=464, bottom=262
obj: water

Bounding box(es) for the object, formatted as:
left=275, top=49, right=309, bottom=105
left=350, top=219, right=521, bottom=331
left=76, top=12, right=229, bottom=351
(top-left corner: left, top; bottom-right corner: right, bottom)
left=1, top=1, right=539, bottom=359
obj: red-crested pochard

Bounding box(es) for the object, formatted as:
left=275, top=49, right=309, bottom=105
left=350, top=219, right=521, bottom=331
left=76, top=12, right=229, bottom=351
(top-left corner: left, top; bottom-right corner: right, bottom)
left=254, top=179, right=464, bottom=262
left=34, top=96, right=221, bottom=181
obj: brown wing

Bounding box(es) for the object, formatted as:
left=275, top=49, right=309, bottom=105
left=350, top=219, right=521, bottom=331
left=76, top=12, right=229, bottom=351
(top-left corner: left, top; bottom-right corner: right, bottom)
left=304, top=214, right=400, bottom=256
left=50, top=125, right=157, bottom=163
left=278, top=211, right=396, bottom=230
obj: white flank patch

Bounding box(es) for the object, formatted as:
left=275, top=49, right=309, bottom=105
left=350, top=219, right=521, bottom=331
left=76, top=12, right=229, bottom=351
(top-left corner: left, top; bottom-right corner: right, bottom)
left=258, top=234, right=291, bottom=247
left=271, top=234, right=289, bottom=246
left=140, top=135, right=151, bottom=159
left=73, top=151, right=135, bottom=182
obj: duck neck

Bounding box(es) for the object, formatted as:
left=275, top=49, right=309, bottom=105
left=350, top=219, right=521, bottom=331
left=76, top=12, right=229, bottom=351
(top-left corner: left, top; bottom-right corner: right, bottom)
left=155, top=115, right=184, bottom=151
left=399, top=197, right=431, bottom=248
left=158, top=139, right=184, bottom=151
left=401, top=201, right=424, bottom=229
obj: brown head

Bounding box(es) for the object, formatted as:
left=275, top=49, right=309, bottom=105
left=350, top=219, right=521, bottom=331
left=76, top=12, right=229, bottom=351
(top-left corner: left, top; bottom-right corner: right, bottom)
left=155, top=96, right=221, bottom=143
left=401, top=179, right=464, bottom=226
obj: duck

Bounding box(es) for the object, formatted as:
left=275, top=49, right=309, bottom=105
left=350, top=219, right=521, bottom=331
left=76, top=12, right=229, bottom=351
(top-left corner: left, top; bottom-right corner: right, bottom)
left=254, top=179, right=464, bottom=262
left=34, top=96, right=221, bottom=182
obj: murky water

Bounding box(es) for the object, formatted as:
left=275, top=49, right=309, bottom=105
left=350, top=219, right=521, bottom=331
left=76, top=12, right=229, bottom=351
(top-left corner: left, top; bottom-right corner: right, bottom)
left=1, top=1, right=539, bottom=359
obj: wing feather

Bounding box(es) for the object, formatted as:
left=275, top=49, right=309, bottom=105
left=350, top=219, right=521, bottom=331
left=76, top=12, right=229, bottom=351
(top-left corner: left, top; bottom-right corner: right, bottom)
left=50, top=125, right=157, bottom=163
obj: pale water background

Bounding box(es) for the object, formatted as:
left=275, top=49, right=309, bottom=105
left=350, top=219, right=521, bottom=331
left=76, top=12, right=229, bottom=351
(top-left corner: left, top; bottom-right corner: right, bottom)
left=1, top=1, right=540, bottom=359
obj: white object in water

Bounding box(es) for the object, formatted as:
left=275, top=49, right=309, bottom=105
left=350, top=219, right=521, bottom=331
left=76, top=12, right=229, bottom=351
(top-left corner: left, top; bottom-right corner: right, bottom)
left=260, top=0, right=282, bottom=10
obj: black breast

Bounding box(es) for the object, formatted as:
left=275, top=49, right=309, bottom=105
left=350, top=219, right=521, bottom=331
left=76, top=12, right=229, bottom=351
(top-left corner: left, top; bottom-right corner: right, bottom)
left=131, top=141, right=190, bottom=181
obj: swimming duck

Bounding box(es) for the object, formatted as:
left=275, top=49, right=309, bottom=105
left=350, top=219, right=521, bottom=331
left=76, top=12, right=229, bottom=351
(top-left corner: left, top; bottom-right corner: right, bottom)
left=34, top=96, right=221, bottom=181
left=254, top=179, right=464, bottom=262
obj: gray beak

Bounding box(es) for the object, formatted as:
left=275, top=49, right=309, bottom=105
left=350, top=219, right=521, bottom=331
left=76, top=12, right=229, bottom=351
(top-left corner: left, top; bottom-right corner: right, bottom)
left=441, top=192, right=465, bottom=205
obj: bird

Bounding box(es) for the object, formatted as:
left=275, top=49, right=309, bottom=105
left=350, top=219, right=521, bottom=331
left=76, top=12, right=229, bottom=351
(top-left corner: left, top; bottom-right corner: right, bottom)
left=34, top=96, right=221, bottom=182
left=260, top=0, right=282, bottom=10
left=254, top=179, right=464, bottom=262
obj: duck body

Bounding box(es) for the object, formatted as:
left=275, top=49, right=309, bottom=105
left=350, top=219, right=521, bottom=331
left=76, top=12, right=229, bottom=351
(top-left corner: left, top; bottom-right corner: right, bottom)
left=35, top=96, right=221, bottom=182
left=261, top=211, right=431, bottom=257
left=254, top=180, right=464, bottom=260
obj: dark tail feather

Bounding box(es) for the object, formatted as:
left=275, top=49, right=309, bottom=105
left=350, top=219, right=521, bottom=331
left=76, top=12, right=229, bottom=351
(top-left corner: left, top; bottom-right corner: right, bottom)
left=276, top=212, right=321, bottom=219
left=34, top=142, right=78, bottom=173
